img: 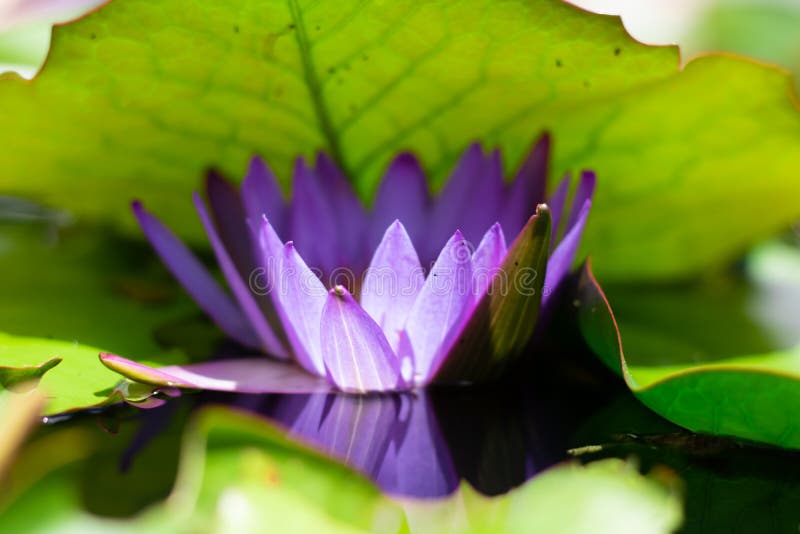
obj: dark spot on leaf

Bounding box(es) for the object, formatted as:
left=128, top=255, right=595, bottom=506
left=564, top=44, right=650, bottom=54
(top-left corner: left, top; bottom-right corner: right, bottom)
left=555, top=59, right=562, bottom=67
left=90, top=33, right=96, bottom=40
left=337, top=78, right=344, bottom=86
left=328, top=66, right=336, bottom=74
left=233, top=25, right=240, bottom=34
left=288, top=23, right=296, bottom=30
left=362, top=54, right=369, bottom=61
left=614, top=47, right=621, bottom=56
left=316, top=25, right=321, bottom=31
left=583, top=80, right=591, bottom=88
left=514, top=261, right=519, bottom=267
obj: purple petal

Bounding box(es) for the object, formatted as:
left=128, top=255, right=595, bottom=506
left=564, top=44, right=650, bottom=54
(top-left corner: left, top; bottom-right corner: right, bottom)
left=321, top=286, right=402, bottom=393
left=194, top=193, right=289, bottom=359
left=315, top=153, right=370, bottom=271
left=565, top=171, right=597, bottom=233
left=546, top=175, right=570, bottom=245
left=428, top=143, right=485, bottom=252
left=405, top=231, right=474, bottom=384
left=502, top=134, right=550, bottom=238
left=100, top=354, right=331, bottom=394
left=543, top=198, right=591, bottom=309
left=289, top=158, right=339, bottom=275
left=270, top=237, right=328, bottom=376
left=241, top=156, right=288, bottom=235
left=472, top=223, right=508, bottom=301
left=132, top=201, right=259, bottom=348
left=360, top=221, right=425, bottom=353
left=371, top=153, right=432, bottom=257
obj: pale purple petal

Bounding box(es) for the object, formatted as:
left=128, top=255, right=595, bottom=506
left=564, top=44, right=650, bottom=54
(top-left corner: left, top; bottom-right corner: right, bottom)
left=546, top=175, right=570, bottom=245
left=405, top=231, right=474, bottom=384
left=360, top=221, right=425, bottom=353
left=100, top=354, right=331, bottom=394
left=289, top=158, right=339, bottom=274
left=472, top=223, right=507, bottom=301
left=194, top=193, right=288, bottom=359
left=131, top=201, right=258, bottom=348
left=271, top=239, right=328, bottom=376
left=543, top=199, right=591, bottom=308
left=502, top=134, right=550, bottom=237
left=241, top=156, right=287, bottom=235
left=371, top=153, right=432, bottom=257
left=321, top=286, right=402, bottom=393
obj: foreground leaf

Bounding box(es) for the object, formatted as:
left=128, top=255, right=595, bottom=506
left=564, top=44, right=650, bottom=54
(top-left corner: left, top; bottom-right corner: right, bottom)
left=577, top=242, right=800, bottom=448
left=1, top=0, right=798, bottom=279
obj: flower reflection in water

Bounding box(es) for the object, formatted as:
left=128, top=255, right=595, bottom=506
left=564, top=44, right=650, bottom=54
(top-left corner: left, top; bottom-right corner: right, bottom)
left=195, top=386, right=565, bottom=498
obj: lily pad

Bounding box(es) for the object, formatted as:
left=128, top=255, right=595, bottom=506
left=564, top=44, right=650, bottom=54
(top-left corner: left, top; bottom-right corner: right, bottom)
left=0, top=223, right=201, bottom=414
left=576, top=241, right=800, bottom=448
left=0, top=0, right=797, bottom=280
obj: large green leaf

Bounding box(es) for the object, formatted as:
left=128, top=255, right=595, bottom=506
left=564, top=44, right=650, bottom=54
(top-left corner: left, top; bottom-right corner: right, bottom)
left=1, top=0, right=797, bottom=280
left=576, top=241, right=800, bottom=448
left=0, top=404, right=682, bottom=533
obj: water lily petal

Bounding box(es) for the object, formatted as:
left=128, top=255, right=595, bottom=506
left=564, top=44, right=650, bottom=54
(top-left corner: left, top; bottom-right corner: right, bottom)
left=321, top=286, right=402, bottom=393
left=289, top=158, right=339, bottom=275
left=271, top=239, right=328, bottom=376
left=565, top=171, right=597, bottom=232
left=502, top=134, right=550, bottom=237
left=428, top=143, right=484, bottom=250
left=431, top=206, right=552, bottom=383
left=543, top=198, right=592, bottom=308
left=194, top=192, right=288, bottom=359
left=315, top=153, right=370, bottom=270
left=100, top=354, right=330, bottom=394
left=546, top=175, right=570, bottom=245
left=361, top=221, right=425, bottom=353
left=371, top=153, right=431, bottom=259
left=241, top=156, right=287, bottom=235
left=131, top=201, right=258, bottom=348
left=472, top=222, right=508, bottom=301
left=406, top=230, right=474, bottom=384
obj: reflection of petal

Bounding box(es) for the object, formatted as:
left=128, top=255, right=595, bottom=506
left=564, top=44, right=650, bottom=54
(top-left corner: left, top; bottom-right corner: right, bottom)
left=271, top=394, right=400, bottom=483
left=376, top=392, right=459, bottom=498
left=269, top=392, right=458, bottom=498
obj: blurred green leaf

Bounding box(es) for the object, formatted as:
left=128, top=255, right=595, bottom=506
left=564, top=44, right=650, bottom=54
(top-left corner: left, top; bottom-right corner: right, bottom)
left=686, top=2, right=800, bottom=84
left=0, top=0, right=797, bottom=280
left=577, top=241, right=800, bottom=448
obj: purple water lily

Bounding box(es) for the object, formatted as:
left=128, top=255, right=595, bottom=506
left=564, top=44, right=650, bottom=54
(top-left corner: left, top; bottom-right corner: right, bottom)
left=102, top=136, right=595, bottom=394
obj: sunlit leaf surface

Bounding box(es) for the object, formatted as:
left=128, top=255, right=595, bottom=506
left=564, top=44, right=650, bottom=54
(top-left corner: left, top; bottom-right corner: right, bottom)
left=0, top=0, right=797, bottom=279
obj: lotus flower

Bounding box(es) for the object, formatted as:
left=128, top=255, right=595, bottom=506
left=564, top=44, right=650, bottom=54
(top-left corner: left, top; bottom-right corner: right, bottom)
left=102, top=136, right=596, bottom=394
